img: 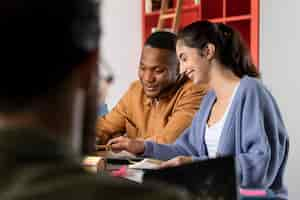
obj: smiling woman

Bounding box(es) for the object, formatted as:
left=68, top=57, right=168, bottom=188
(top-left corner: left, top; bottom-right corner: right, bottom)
left=176, top=39, right=211, bottom=84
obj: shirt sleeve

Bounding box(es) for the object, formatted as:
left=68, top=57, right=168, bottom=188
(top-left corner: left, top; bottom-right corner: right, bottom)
left=146, top=83, right=207, bottom=144
left=237, top=84, right=289, bottom=189
left=96, top=87, right=132, bottom=144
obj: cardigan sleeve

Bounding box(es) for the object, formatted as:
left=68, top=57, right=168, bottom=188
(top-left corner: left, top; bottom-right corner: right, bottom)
left=237, top=83, right=289, bottom=189
left=143, top=109, right=207, bottom=161
left=143, top=92, right=214, bottom=161
left=143, top=127, right=195, bottom=161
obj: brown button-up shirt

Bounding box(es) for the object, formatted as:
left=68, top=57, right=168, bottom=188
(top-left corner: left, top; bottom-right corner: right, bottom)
left=97, top=76, right=206, bottom=144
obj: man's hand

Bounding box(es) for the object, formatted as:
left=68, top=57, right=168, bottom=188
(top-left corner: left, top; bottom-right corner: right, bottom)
left=159, top=156, right=193, bottom=169
left=106, top=136, right=145, bottom=155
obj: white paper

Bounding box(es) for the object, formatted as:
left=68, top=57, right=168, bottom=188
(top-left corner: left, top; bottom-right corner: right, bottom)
left=82, top=156, right=103, bottom=173
left=106, top=150, right=137, bottom=159
left=129, top=158, right=162, bottom=170
left=125, top=169, right=144, bottom=183
left=82, top=156, right=103, bottom=166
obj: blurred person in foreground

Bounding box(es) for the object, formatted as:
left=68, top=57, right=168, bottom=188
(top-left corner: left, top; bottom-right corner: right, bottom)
left=0, top=0, right=192, bottom=199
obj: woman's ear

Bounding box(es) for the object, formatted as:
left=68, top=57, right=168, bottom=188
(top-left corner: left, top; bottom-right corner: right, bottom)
left=202, top=43, right=216, bottom=61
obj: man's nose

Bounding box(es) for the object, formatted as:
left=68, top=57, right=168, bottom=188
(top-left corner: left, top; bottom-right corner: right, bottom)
left=143, top=70, right=155, bottom=82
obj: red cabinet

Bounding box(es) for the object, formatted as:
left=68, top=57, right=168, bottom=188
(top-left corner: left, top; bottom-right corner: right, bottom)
left=142, top=0, right=259, bottom=66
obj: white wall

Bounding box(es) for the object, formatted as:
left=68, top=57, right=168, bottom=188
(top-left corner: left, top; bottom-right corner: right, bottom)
left=260, top=0, right=300, bottom=198
left=101, top=0, right=142, bottom=108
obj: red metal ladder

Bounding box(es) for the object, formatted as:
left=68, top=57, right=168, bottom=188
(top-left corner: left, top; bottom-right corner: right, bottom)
left=157, top=0, right=183, bottom=33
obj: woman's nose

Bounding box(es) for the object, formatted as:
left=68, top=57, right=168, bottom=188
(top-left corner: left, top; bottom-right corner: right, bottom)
left=179, top=63, right=188, bottom=74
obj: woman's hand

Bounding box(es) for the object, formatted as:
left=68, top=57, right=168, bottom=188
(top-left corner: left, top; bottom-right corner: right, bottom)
left=106, top=136, right=145, bottom=155
left=159, top=156, right=193, bottom=169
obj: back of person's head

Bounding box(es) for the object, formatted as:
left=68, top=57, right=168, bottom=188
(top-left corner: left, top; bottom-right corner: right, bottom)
left=177, top=20, right=259, bottom=78
left=145, top=31, right=177, bottom=52
left=0, top=0, right=99, bottom=112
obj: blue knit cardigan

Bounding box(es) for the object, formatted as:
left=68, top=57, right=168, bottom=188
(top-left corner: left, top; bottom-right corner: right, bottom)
left=144, top=76, right=289, bottom=199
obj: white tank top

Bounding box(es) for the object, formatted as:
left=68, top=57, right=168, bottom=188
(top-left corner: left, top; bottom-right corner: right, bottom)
left=205, top=83, right=240, bottom=158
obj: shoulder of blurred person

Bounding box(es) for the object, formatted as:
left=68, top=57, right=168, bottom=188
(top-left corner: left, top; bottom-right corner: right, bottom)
left=3, top=160, right=193, bottom=200
left=0, top=127, right=192, bottom=200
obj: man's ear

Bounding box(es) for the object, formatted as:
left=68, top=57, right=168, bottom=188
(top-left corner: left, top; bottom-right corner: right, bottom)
left=76, top=50, right=99, bottom=90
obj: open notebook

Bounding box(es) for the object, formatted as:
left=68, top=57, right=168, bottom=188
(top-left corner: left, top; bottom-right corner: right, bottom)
left=82, top=150, right=144, bottom=172
left=128, top=158, right=162, bottom=170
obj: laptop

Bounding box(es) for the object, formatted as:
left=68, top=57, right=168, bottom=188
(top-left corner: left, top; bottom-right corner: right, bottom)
left=143, top=156, right=237, bottom=200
